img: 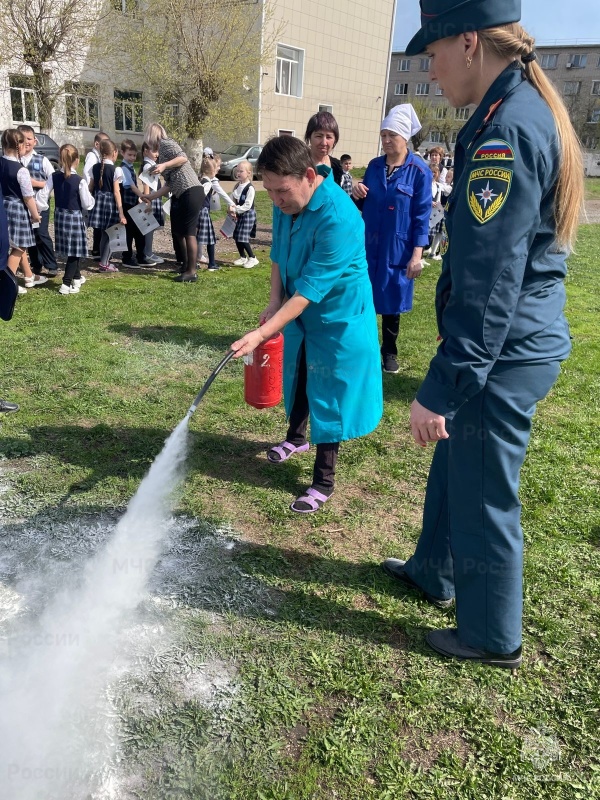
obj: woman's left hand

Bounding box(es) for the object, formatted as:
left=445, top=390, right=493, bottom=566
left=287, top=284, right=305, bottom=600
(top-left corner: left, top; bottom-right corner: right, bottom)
left=150, top=163, right=165, bottom=175
left=406, top=257, right=424, bottom=279
left=231, top=329, right=264, bottom=358
left=410, top=400, right=449, bottom=447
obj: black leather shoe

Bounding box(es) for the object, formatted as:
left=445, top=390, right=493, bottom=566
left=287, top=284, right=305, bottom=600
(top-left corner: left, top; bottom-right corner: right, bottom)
left=381, top=558, right=454, bottom=609
left=0, top=399, right=19, bottom=413
left=174, top=273, right=198, bottom=283
left=426, top=628, right=522, bottom=670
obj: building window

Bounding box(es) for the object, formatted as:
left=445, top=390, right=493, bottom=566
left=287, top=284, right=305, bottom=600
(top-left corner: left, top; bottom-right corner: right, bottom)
left=278, top=129, right=295, bottom=136
left=567, top=53, right=587, bottom=68
left=541, top=54, right=558, bottom=69
left=415, top=83, right=429, bottom=96
left=9, top=75, right=38, bottom=123
left=589, top=109, right=600, bottom=124
left=450, top=132, right=458, bottom=144
left=398, top=58, right=411, bottom=71
left=419, top=57, right=431, bottom=71
left=564, top=81, right=581, bottom=95
left=429, top=131, right=442, bottom=143
left=275, top=44, right=304, bottom=98
left=435, top=106, right=448, bottom=119
left=394, top=83, right=408, bottom=96
left=114, top=89, right=143, bottom=132
left=318, top=104, right=332, bottom=113
left=435, top=84, right=444, bottom=95
left=582, top=135, right=598, bottom=149
left=592, top=81, right=600, bottom=96
left=65, top=82, right=99, bottom=129
left=112, top=0, right=140, bottom=13
left=455, top=107, right=470, bottom=120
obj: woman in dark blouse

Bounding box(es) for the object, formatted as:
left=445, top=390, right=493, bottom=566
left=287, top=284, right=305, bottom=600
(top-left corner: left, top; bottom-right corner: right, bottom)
left=142, top=123, right=204, bottom=283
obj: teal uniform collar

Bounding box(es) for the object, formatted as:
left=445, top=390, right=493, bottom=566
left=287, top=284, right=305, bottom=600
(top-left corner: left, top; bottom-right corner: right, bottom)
left=305, top=164, right=330, bottom=213
left=458, top=62, right=524, bottom=151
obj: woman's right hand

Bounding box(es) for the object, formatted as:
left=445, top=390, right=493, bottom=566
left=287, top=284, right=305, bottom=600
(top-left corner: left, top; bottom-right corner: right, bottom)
left=140, top=195, right=153, bottom=205
left=352, top=182, right=368, bottom=200
left=119, top=214, right=127, bottom=225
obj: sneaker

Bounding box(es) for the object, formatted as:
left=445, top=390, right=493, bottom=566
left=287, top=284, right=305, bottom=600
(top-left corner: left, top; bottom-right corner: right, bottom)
left=233, top=257, right=248, bottom=266
left=99, top=263, right=119, bottom=272
left=207, top=264, right=220, bottom=272
left=382, top=354, right=399, bottom=374
left=24, top=275, right=48, bottom=288
left=122, top=256, right=139, bottom=268
left=144, top=254, right=164, bottom=264
left=244, top=257, right=259, bottom=269
left=72, top=276, right=86, bottom=289
left=59, top=283, right=79, bottom=294
left=45, top=269, right=58, bottom=278
left=18, top=286, right=27, bottom=295
left=432, top=254, right=442, bottom=261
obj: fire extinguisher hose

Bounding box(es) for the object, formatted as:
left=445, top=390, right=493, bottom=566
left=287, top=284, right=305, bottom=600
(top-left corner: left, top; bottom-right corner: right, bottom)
left=186, top=348, right=236, bottom=418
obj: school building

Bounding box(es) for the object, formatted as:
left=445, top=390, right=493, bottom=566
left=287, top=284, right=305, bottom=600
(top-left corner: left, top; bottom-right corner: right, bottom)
left=386, top=41, right=600, bottom=153
left=0, top=0, right=396, bottom=167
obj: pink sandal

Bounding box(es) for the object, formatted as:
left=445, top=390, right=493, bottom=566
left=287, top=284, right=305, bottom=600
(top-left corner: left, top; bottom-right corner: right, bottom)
left=290, top=487, right=331, bottom=514
left=267, top=440, right=310, bottom=464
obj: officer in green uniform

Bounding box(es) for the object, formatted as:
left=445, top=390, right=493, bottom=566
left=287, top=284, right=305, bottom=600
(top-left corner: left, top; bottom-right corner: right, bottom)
left=382, top=0, right=584, bottom=669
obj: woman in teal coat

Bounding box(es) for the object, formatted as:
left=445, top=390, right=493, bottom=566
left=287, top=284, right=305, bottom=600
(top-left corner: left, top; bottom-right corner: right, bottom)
left=232, top=135, right=382, bottom=513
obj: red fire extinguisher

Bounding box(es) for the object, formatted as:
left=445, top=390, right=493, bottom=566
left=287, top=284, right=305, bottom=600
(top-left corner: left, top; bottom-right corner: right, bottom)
left=244, top=332, right=284, bottom=409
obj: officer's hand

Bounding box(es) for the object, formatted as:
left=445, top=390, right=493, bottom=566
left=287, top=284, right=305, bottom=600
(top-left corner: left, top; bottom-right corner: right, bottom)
left=410, top=400, right=449, bottom=447
left=352, top=182, right=368, bottom=200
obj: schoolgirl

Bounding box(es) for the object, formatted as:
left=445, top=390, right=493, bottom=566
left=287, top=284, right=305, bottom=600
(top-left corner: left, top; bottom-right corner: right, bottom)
left=140, top=141, right=165, bottom=264
left=229, top=161, right=258, bottom=268
left=37, top=144, right=95, bottom=295
left=84, top=131, right=109, bottom=258
left=428, top=165, right=449, bottom=260
left=0, top=128, right=44, bottom=295
left=197, top=155, right=233, bottom=272
left=88, top=139, right=127, bottom=272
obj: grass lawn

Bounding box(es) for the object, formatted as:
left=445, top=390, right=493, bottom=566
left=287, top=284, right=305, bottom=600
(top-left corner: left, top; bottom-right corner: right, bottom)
left=585, top=177, right=600, bottom=199
left=0, top=219, right=598, bottom=799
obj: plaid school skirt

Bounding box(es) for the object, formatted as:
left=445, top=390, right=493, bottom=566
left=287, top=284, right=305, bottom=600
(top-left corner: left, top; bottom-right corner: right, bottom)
left=430, top=217, right=445, bottom=236
left=4, top=196, right=35, bottom=249
left=54, top=208, right=88, bottom=258
left=151, top=197, right=164, bottom=227
left=196, top=206, right=216, bottom=246
left=233, top=208, right=257, bottom=243
left=88, top=191, right=120, bottom=230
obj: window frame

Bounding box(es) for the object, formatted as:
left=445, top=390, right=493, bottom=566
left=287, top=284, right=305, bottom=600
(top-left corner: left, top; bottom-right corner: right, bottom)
left=318, top=103, right=333, bottom=113
left=114, top=89, right=144, bottom=133
left=415, top=82, right=430, bottom=96
left=394, top=83, right=408, bottom=96
left=563, top=81, right=581, bottom=96
left=397, top=58, right=411, bottom=71
left=9, top=75, right=38, bottom=124
left=589, top=109, right=600, bottom=124
left=419, top=57, right=431, bottom=71
left=541, top=54, right=558, bottom=69
left=568, top=53, right=587, bottom=68
left=454, top=107, right=470, bottom=120
left=592, top=81, right=600, bottom=96
left=65, top=81, right=100, bottom=130
left=275, top=43, right=305, bottom=98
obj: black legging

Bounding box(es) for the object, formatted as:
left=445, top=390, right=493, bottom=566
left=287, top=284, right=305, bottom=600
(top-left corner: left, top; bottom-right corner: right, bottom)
left=286, top=343, right=339, bottom=495
left=236, top=241, right=255, bottom=259
left=63, top=256, right=81, bottom=286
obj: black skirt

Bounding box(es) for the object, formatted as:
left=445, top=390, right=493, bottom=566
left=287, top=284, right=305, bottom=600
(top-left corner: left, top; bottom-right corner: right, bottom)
left=171, top=185, right=204, bottom=236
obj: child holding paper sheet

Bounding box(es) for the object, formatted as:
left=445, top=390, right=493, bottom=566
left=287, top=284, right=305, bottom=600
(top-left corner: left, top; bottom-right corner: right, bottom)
left=140, top=141, right=165, bottom=264
left=119, top=139, right=152, bottom=268
left=88, top=139, right=126, bottom=272
left=36, top=144, right=95, bottom=295
left=197, top=155, right=233, bottom=272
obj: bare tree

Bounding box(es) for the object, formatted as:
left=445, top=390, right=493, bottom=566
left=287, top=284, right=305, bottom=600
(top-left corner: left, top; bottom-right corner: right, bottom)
left=0, top=0, right=108, bottom=129
left=112, top=0, right=280, bottom=157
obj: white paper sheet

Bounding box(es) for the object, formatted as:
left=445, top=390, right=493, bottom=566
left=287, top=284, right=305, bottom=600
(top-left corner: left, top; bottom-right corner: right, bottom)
left=106, top=223, right=127, bottom=254
left=128, top=202, right=161, bottom=235
left=139, top=168, right=159, bottom=192
left=163, top=198, right=171, bottom=216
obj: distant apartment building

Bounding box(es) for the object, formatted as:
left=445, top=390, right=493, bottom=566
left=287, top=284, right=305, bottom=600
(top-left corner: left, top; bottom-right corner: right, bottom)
left=386, top=43, right=600, bottom=152
left=1, top=0, right=395, bottom=166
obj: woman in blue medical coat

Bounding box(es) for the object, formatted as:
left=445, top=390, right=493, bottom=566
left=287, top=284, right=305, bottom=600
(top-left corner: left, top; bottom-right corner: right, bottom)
left=232, top=135, right=382, bottom=514
left=353, top=104, right=432, bottom=375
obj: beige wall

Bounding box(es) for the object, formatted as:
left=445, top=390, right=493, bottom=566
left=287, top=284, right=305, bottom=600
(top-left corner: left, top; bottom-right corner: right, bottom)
left=260, top=0, right=396, bottom=167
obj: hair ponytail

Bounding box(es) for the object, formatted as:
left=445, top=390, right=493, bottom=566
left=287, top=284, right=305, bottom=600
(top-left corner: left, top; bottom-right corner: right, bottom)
left=98, top=138, right=116, bottom=190
left=59, top=144, right=79, bottom=176
left=478, top=24, right=584, bottom=250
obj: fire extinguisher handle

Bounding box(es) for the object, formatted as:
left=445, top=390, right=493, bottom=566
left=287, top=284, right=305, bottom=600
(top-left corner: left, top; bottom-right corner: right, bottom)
left=187, top=348, right=236, bottom=417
